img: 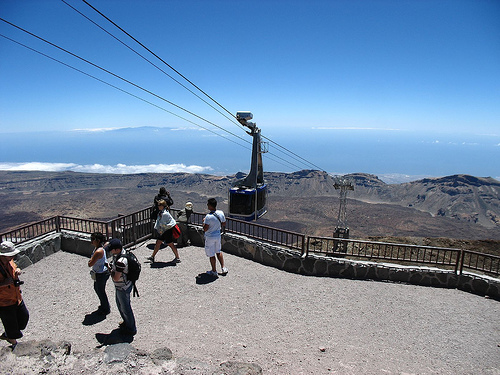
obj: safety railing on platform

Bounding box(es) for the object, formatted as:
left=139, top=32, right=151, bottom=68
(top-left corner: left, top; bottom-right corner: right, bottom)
left=0, top=217, right=60, bottom=244
left=1, top=207, right=498, bottom=277
left=186, top=210, right=305, bottom=251
left=307, top=235, right=500, bottom=277
left=460, top=249, right=500, bottom=276
left=58, top=207, right=153, bottom=247
left=58, top=216, right=108, bottom=236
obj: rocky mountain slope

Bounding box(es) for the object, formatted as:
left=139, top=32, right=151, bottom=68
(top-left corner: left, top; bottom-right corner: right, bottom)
left=349, top=173, right=500, bottom=228
left=0, top=170, right=499, bottom=243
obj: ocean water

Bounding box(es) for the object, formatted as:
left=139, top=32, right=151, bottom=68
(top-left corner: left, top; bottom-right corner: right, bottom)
left=0, top=127, right=499, bottom=181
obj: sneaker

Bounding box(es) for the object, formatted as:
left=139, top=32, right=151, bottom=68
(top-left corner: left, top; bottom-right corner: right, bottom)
left=174, top=258, right=181, bottom=263
left=147, top=256, right=155, bottom=263
left=220, top=267, right=228, bottom=275
left=206, top=270, right=218, bottom=278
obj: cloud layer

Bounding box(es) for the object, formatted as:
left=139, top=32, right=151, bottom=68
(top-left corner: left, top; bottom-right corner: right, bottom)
left=0, top=162, right=213, bottom=174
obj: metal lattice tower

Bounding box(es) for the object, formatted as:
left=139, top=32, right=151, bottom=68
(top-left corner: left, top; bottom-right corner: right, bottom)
left=333, top=176, right=354, bottom=230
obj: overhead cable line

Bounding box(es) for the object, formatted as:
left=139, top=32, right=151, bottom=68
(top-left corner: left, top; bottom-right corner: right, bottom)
left=0, top=17, right=318, bottom=172
left=2, top=34, right=300, bottom=173
left=0, top=33, right=302, bottom=171
left=0, top=33, right=248, bottom=150
left=0, top=25, right=299, bottom=171
left=79, top=2, right=324, bottom=171
left=0, top=17, right=250, bottom=147
left=61, top=0, right=240, bottom=130
left=80, top=0, right=243, bottom=129
left=262, top=135, right=326, bottom=172
left=77, top=1, right=324, bottom=172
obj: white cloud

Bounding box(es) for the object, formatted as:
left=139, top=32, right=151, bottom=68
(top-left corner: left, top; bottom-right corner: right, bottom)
left=170, top=126, right=205, bottom=131
left=0, top=162, right=212, bottom=174
left=311, top=127, right=401, bottom=131
left=71, top=127, right=121, bottom=132
left=0, top=162, right=78, bottom=171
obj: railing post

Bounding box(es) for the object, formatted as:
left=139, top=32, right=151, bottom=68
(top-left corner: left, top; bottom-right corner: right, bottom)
left=132, top=213, right=137, bottom=245
left=454, top=249, right=461, bottom=274
left=105, top=222, right=111, bottom=240
left=56, top=216, right=61, bottom=234
left=458, top=249, right=465, bottom=275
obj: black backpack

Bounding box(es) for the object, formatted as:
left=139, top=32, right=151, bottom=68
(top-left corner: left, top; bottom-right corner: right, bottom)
left=122, top=251, right=141, bottom=297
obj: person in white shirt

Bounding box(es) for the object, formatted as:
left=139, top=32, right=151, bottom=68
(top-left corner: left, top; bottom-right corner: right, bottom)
left=149, top=200, right=180, bottom=264
left=203, top=198, right=228, bottom=277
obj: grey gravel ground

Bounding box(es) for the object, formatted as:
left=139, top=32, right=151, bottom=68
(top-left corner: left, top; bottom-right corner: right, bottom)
left=1, top=239, right=499, bottom=374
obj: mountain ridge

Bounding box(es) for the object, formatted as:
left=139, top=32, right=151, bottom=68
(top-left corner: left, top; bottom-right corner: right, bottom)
left=0, top=170, right=498, bottom=243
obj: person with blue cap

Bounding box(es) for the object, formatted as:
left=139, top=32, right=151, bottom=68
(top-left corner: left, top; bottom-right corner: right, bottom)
left=108, top=239, right=136, bottom=336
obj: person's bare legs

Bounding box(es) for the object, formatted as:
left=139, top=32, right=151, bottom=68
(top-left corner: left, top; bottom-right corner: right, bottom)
left=167, top=242, right=180, bottom=260
left=150, top=239, right=162, bottom=261
left=216, top=252, right=224, bottom=269
left=209, top=256, right=217, bottom=272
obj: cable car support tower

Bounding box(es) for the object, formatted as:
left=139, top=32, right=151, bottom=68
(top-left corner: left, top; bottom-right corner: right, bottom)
left=333, top=176, right=354, bottom=251
left=228, top=111, right=268, bottom=221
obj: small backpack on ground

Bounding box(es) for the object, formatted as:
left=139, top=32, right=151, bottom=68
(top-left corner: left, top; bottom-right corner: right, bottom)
left=122, top=250, right=141, bottom=297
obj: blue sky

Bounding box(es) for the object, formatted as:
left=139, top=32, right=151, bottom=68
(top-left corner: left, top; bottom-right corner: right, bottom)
left=0, top=0, right=499, bottom=181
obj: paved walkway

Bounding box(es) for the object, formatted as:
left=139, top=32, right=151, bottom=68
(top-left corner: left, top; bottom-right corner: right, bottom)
left=15, top=240, right=500, bottom=374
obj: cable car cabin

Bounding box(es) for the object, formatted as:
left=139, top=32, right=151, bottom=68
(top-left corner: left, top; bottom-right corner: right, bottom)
left=229, top=111, right=268, bottom=221
left=229, top=184, right=267, bottom=221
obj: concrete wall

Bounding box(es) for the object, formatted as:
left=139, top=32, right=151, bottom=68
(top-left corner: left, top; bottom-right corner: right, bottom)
left=218, top=231, right=500, bottom=301
left=13, top=231, right=93, bottom=270
left=13, top=233, right=62, bottom=270
left=12, top=228, right=500, bottom=301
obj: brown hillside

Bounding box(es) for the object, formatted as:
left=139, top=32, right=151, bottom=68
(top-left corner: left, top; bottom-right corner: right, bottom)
left=0, top=170, right=499, bottom=256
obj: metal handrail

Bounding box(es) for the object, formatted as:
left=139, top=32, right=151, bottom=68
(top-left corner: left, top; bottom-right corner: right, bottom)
left=0, top=216, right=60, bottom=244
left=1, top=207, right=498, bottom=276
left=307, top=235, right=499, bottom=276
left=460, top=249, right=500, bottom=276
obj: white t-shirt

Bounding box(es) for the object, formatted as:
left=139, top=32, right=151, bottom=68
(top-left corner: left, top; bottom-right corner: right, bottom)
left=111, top=250, right=131, bottom=290
left=203, top=210, right=226, bottom=238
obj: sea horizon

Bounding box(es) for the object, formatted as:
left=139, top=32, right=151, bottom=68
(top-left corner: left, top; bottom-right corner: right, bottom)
left=1, top=126, right=499, bottom=184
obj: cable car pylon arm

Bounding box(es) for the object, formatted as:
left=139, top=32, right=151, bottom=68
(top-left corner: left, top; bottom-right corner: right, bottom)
left=228, top=111, right=268, bottom=221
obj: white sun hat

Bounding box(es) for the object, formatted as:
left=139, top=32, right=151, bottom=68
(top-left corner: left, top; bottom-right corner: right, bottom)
left=0, top=241, right=20, bottom=257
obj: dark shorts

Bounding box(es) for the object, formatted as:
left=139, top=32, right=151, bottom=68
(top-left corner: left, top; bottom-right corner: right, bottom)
left=156, top=228, right=174, bottom=244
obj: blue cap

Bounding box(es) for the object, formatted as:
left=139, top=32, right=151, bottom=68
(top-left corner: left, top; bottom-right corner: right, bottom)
left=108, top=238, right=122, bottom=250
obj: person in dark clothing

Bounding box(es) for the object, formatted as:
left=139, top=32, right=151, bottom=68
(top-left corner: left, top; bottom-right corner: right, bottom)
left=150, top=187, right=173, bottom=221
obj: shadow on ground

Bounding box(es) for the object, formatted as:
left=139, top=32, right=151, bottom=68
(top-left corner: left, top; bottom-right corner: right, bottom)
left=95, top=329, right=134, bottom=347
left=195, top=273, right=218, bottom=285
left=82, top=311, right=107, bottom=326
